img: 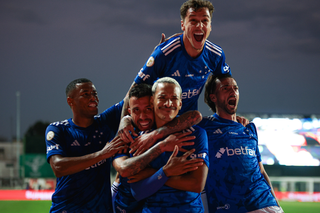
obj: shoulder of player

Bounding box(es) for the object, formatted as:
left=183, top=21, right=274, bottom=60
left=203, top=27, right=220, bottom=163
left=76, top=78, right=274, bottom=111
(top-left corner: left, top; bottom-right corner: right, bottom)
left=204, top=40, right=224, bottom=57
left=156, top=36, right=182, bottom=57
left=199, top=115, right=243, bottom=134
left=45, top=120, right=70, bottom=142
left=48, top=119, right=70, bottom=128
left=182, top=125, right=206, bottom=135
left=198, top=115, right=218, bottom=127
left=98, top=101, right=123, bottom=118
left=245, top=122, right=258, bottom=135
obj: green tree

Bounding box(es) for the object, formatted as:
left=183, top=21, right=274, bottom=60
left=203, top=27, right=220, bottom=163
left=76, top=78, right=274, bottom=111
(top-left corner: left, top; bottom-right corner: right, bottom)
left=24, top=121, right=50, bottom=154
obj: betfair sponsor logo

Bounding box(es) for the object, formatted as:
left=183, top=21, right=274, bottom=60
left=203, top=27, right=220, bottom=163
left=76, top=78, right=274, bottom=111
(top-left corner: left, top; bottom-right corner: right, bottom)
left=181, top=87, right=201, bottom=99
left=190, top=152, right=207, bottom=159
left=215, top=146, right=256, bottom=158
left=85, top=159, right=107, bottom=170
left=138, top=69, right=150, bottom=81
left=46, top=144, right=60, bottom=154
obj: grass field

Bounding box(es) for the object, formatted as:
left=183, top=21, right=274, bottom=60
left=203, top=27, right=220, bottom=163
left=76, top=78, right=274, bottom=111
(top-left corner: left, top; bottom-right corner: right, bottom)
left=0, top=200, right=319, bottom=212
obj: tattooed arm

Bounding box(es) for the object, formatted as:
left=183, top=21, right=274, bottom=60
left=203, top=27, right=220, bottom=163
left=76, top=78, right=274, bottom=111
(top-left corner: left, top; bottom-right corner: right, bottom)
left=114, top=132, right=195, bottom=178
left=129, top=110, right=202, bottom=156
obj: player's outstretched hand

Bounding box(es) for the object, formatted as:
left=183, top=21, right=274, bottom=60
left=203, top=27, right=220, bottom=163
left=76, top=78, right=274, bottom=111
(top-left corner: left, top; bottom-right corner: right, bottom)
left=130, top=130, right=194, bottom=156
left=100, top=136, right=128, bottom=159
left=160, top=131, right=195, bottom=153
left=118, top=115, right=138, bottom=143
left=130, top=131, right=157, bottom=156
left=162, top=146, right=203, bottom=177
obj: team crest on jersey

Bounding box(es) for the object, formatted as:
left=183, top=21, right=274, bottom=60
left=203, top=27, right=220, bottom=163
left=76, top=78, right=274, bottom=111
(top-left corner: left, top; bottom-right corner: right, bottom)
left=146, top=56, right=154, bottom=67
left=46, top=131, right=54, bottom=141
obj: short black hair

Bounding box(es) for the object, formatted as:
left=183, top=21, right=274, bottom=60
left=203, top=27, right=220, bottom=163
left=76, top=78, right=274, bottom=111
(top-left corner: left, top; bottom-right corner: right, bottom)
left=66, top=78, right=91, bottom=97
left=180, top=0, right=214, bottom=21
left=204, top=74, right=232, bottom=112
left=129, top=83, right=152, bottom=99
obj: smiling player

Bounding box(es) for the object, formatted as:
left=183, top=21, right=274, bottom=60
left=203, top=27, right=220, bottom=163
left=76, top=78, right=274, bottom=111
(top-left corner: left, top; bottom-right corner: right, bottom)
left=122, top=0, right=231, bottom=117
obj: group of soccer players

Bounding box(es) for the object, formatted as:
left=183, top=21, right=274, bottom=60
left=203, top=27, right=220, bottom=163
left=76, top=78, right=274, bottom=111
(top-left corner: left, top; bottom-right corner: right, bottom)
left=45, top=0, right=284, bottom=212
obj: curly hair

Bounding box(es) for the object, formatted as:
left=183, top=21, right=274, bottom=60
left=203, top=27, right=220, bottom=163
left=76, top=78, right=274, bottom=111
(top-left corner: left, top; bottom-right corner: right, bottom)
left=180, top=0, right=215, bottom=21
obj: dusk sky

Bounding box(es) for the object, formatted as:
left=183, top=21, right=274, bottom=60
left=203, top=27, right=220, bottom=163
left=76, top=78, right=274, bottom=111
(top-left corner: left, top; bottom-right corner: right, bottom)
left=1, top=0, right=320, bottom=140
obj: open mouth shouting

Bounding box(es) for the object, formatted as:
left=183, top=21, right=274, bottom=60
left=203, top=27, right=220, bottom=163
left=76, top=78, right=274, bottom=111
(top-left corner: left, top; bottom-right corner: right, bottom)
left=227, top=98, right=237, bottom=109
left=194, top=32, right=204, bottom=42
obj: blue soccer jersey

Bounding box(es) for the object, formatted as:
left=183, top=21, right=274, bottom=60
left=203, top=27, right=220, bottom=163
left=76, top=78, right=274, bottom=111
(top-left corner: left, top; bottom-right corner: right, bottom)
left=112, top=130, right=152, bottom=213
left=134, top=34, right=231, bottom=114
left=45, top=101, right=123, bottom=213
left=198, top=114, right=278, bottom=212
left=138, top=126, right=209, bottom=213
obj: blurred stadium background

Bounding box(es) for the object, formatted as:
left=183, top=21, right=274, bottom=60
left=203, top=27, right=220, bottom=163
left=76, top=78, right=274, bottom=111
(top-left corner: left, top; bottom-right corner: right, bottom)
left=0, top=113, right=320, bottom=212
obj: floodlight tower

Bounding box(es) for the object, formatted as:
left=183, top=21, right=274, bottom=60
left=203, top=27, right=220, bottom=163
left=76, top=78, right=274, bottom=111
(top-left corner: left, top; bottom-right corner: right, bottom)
left=16, top=91, right=20, bottom=177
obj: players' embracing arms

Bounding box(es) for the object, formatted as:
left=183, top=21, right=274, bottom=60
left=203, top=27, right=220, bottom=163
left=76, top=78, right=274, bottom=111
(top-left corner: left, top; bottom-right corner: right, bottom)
left=49, top=136, right=128, bottom=178
left=118, top=109, right=202, bottom=155
left=130, top=127, right=209, bottom=200
left=163, top=151, right=207, bottom=193
left=130, top=146, right=206, bottom=201
left=113, top=132, right=195, bottom=178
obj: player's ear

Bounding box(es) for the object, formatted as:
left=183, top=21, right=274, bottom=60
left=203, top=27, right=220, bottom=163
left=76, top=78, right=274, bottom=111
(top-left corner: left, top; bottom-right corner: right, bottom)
left=181, top=20, right=185, bottom=31
left=178, top=99, right=182, bottom=110
left=128, top=107, right=132, bottom=115
left=209, top=94, right=216, bottom=103
left=67, top=97, right=73, bottom=108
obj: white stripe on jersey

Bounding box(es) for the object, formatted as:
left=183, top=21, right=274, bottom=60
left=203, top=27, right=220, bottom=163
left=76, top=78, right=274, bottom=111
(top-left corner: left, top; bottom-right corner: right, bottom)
left=51, top=119, right=69, bottom=126
left=183, top=126, right=196, bottom=133
left=164, top=44, right=181, bottom=56
left=161, top=37, right=180, bottom=52
left=206, top=115, right=216, bottom=121
left=206, top=46, right=221, bottom=56
left=161, top=38, right=181, bottom=56
left=206, top=41, right=222, bottom=56
left=206, top=40, right=222, bottom=52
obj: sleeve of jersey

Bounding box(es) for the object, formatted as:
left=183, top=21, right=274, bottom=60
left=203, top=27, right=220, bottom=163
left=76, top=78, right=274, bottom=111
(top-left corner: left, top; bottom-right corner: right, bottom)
left=248, top=123, right=262, bottom=162
left=192, top=126, right=210, bottom=168
left=214, top=50, right=232, bottom=76
left=45, top=124, right=67, bottom=163
left=134, top=47, right=166, bottom=85
left=197, top=118, right=208, bottom=129
left=130, top=167, right=168, bottom=201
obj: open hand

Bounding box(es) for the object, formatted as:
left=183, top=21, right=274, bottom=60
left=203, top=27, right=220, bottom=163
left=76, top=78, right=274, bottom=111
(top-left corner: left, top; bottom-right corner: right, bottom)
left=163, top=146, right=204, bottom=177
